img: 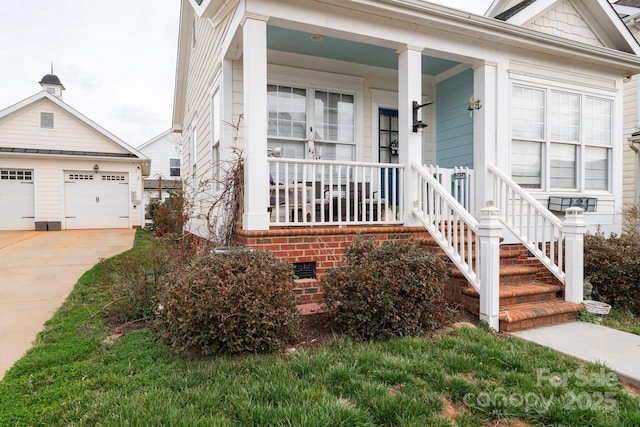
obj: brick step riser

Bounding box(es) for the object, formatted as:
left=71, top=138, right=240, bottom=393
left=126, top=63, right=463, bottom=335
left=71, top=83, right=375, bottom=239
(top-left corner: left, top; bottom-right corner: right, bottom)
left=463, top=291, right=561, bottom=314
left=500, top=312, right=578, bottom=332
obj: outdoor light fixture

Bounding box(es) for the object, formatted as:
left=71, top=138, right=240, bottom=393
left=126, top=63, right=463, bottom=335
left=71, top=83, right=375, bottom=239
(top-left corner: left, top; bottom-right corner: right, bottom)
left=93, top=164, right=99, bottom=173
left=467, top=96, right=482, bottom=117
left=412, top=100, right=431, bottom=132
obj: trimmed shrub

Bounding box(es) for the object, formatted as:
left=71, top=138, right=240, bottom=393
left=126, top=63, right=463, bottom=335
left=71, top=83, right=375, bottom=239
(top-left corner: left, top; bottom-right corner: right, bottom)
left=156, top=250, right=300, bottom=355
left=323, top=238, right=448, bottom=340
left=584, top=228, right=640, bottom=315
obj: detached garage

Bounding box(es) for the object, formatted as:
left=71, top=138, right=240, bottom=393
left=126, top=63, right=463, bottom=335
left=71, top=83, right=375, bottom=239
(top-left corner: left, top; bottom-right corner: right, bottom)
left=0, top=74, right=149, bottom=231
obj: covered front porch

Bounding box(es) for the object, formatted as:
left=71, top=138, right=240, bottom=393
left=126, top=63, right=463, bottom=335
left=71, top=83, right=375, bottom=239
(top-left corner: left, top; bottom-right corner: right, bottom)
left=217, top=1, right=588, bottom=330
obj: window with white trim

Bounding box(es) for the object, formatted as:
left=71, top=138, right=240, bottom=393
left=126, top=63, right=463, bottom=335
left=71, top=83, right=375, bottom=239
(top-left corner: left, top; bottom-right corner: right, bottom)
left=169, top=158, right=180, bottom=177
left=267, top=84, right=355, bottom=161
left=511, top=84, right=612, bottom=192
left=40, top=112, right=55, bottom=129
left=211, top=87, right=221, bottom=192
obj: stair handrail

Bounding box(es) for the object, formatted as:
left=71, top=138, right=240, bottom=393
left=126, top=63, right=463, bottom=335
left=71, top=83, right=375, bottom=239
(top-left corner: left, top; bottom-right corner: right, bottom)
left=412, top=162, right=480, bottom=292
left=488, top=164, right=565, bottom=283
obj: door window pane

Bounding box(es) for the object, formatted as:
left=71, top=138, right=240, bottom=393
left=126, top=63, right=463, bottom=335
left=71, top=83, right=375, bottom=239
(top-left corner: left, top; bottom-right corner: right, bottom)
left=512, top=140, right=542, bottom=189
left=550, top=143, right=576, bottom=189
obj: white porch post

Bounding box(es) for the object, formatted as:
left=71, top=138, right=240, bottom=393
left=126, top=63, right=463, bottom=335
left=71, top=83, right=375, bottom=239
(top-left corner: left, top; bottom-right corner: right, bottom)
left=563, top=207, right=587, bottom=303
left=241, top=14, right=269, bottom=230
left=472, top=62, right=498, bottom=217
left=397, top=45, right=423, bottom=226
left=478, top=205, right=502, bottom=331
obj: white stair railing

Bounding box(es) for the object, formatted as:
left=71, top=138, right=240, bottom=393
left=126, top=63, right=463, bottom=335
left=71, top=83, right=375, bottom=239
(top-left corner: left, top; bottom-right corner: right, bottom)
left=429, top=165, right=475, bottom=214
left=412, top=162, right=480, bottom=292
left=488, top=164, right=565, bottom=283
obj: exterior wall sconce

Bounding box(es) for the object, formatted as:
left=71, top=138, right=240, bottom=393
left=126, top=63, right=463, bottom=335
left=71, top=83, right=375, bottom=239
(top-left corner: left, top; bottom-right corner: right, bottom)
left=93, top=164, right=99, bottom=173
left=468, top=96, right=482, bottom=117
left=412, top=101, right=431, bottom=132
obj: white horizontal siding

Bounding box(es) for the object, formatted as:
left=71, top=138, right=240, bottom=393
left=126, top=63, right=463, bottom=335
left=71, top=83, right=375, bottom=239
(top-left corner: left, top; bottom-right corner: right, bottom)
left=139, top=134, right=181, bottom=179
left=622, top=76, right=638, bottom=206
left=0, top=99, right=130, bottom=154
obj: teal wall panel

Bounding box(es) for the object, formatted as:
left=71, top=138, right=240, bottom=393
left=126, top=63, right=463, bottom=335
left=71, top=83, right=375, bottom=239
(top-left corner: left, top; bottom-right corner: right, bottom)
left=435, top=69, right=474, bottom=168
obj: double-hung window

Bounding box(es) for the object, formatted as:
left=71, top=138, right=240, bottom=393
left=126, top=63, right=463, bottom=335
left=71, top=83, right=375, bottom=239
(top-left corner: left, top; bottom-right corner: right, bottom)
left=267, top=84, right=355, bottom=161
left=511, top=84, right=611, bottom=192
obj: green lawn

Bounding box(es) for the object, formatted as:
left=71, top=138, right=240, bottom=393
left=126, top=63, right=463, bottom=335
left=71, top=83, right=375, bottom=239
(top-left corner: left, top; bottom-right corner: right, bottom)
left=602, top=309, right=640, bottom=336
left=1, top=230, right=639, bottom=426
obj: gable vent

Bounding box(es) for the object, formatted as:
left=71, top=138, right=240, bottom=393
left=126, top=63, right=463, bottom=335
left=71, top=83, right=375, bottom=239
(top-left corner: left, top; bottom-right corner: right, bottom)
left=40, top=112, right=55, bottom=129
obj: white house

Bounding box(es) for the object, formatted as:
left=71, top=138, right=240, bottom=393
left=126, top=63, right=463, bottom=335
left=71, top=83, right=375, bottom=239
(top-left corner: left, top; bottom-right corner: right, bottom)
left=613, top=0, right=640, bottom=207
left=172, top=0, right=640, bottom=330
left=0, top=74, right=150, bottom=231
left=138, top=129, right=182, bottom=206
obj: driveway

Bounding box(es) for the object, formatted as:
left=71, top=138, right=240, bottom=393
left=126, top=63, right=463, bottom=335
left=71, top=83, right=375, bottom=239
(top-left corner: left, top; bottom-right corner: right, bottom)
left=0, top=229, right=135, bottom=380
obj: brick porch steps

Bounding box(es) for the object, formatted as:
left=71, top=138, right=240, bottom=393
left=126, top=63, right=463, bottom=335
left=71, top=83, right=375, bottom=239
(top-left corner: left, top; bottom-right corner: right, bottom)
left=498, top=301, right=583, bottom=332
left=462, top=283, right=563, bottom=308
left=418, top=236, right=581, bottom=332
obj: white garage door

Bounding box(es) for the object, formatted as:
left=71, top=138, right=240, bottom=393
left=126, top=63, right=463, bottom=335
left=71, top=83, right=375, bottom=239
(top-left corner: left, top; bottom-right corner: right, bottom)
left=0, top=169, right=35, bottom=230
left=65, top=172, right=130, bottom=229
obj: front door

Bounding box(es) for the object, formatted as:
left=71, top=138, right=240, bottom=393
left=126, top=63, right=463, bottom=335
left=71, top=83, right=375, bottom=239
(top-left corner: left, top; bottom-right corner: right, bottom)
left=378, top=109, right=399, bottom=204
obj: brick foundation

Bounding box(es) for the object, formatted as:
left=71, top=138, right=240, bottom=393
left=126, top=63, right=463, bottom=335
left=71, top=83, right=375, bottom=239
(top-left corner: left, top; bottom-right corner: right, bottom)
left=187, top=226, right=430, bottom=303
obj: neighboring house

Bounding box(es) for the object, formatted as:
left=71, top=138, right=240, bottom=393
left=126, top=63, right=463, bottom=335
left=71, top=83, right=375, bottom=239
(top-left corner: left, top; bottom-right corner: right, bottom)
left=172, top=0, right=640, bottom=330
left=137, top=129, right=182, bottom=206
left=613, top=0, right=640, bottom=206
left=0, top=74, right=150, bottom=230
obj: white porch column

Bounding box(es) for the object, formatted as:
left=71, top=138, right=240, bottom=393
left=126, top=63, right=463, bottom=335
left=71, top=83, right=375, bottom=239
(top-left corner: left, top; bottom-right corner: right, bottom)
left=242, top=14, right=269, bottom=230
left=478, top=205, right=502, bottom=331
left=397, top=45, right=423, bottom=226
left=563, top=207, right=587, bottom=303
left=472, top=62, right=498, bottom=217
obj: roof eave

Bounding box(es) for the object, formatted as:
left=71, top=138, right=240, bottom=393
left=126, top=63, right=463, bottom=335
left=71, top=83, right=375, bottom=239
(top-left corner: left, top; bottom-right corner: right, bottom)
left=362, top=0, right=640, bottom=73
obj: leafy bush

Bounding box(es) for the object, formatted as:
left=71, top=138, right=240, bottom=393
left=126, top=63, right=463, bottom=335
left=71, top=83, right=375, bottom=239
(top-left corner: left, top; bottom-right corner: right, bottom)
left=147, top=191, right=186, bottom=236
left=323, top=238, right=448, bottom=340
left=584, top=228, right=640, bottom=315
left=156, top=250, right=300, bottom=355
left=101, top=239, right=183, bottom=321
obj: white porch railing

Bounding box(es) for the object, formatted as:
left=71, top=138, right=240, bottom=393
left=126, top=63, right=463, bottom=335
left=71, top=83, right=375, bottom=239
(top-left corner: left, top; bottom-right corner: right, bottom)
left=412, top=162, right=481, bottom=292
left=429, top=165, right=475, bottom=214
left=489, top=164, right=565, bottom=283
left=268, top=158, right=404, bottom=226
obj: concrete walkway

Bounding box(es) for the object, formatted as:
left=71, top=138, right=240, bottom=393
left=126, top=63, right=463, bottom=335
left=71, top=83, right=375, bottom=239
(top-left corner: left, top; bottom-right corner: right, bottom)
left=513, top=321, right=640, bottom=388
left=0, top=229, right=134, bottom=380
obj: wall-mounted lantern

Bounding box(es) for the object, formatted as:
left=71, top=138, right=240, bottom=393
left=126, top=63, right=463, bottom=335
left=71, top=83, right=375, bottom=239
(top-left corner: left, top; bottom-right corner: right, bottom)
left=467, top=96, right=482, bottom=117
left=412, top=101, right=431, bottom=132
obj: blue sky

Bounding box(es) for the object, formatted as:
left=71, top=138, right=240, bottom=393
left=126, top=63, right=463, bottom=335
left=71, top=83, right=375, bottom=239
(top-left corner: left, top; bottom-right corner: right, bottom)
left=0, top=1, right=491, bottom=146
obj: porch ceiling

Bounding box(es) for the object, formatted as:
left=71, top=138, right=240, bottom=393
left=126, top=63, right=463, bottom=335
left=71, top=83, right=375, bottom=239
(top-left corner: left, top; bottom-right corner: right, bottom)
left=267, top=26, right=460, bottom=76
